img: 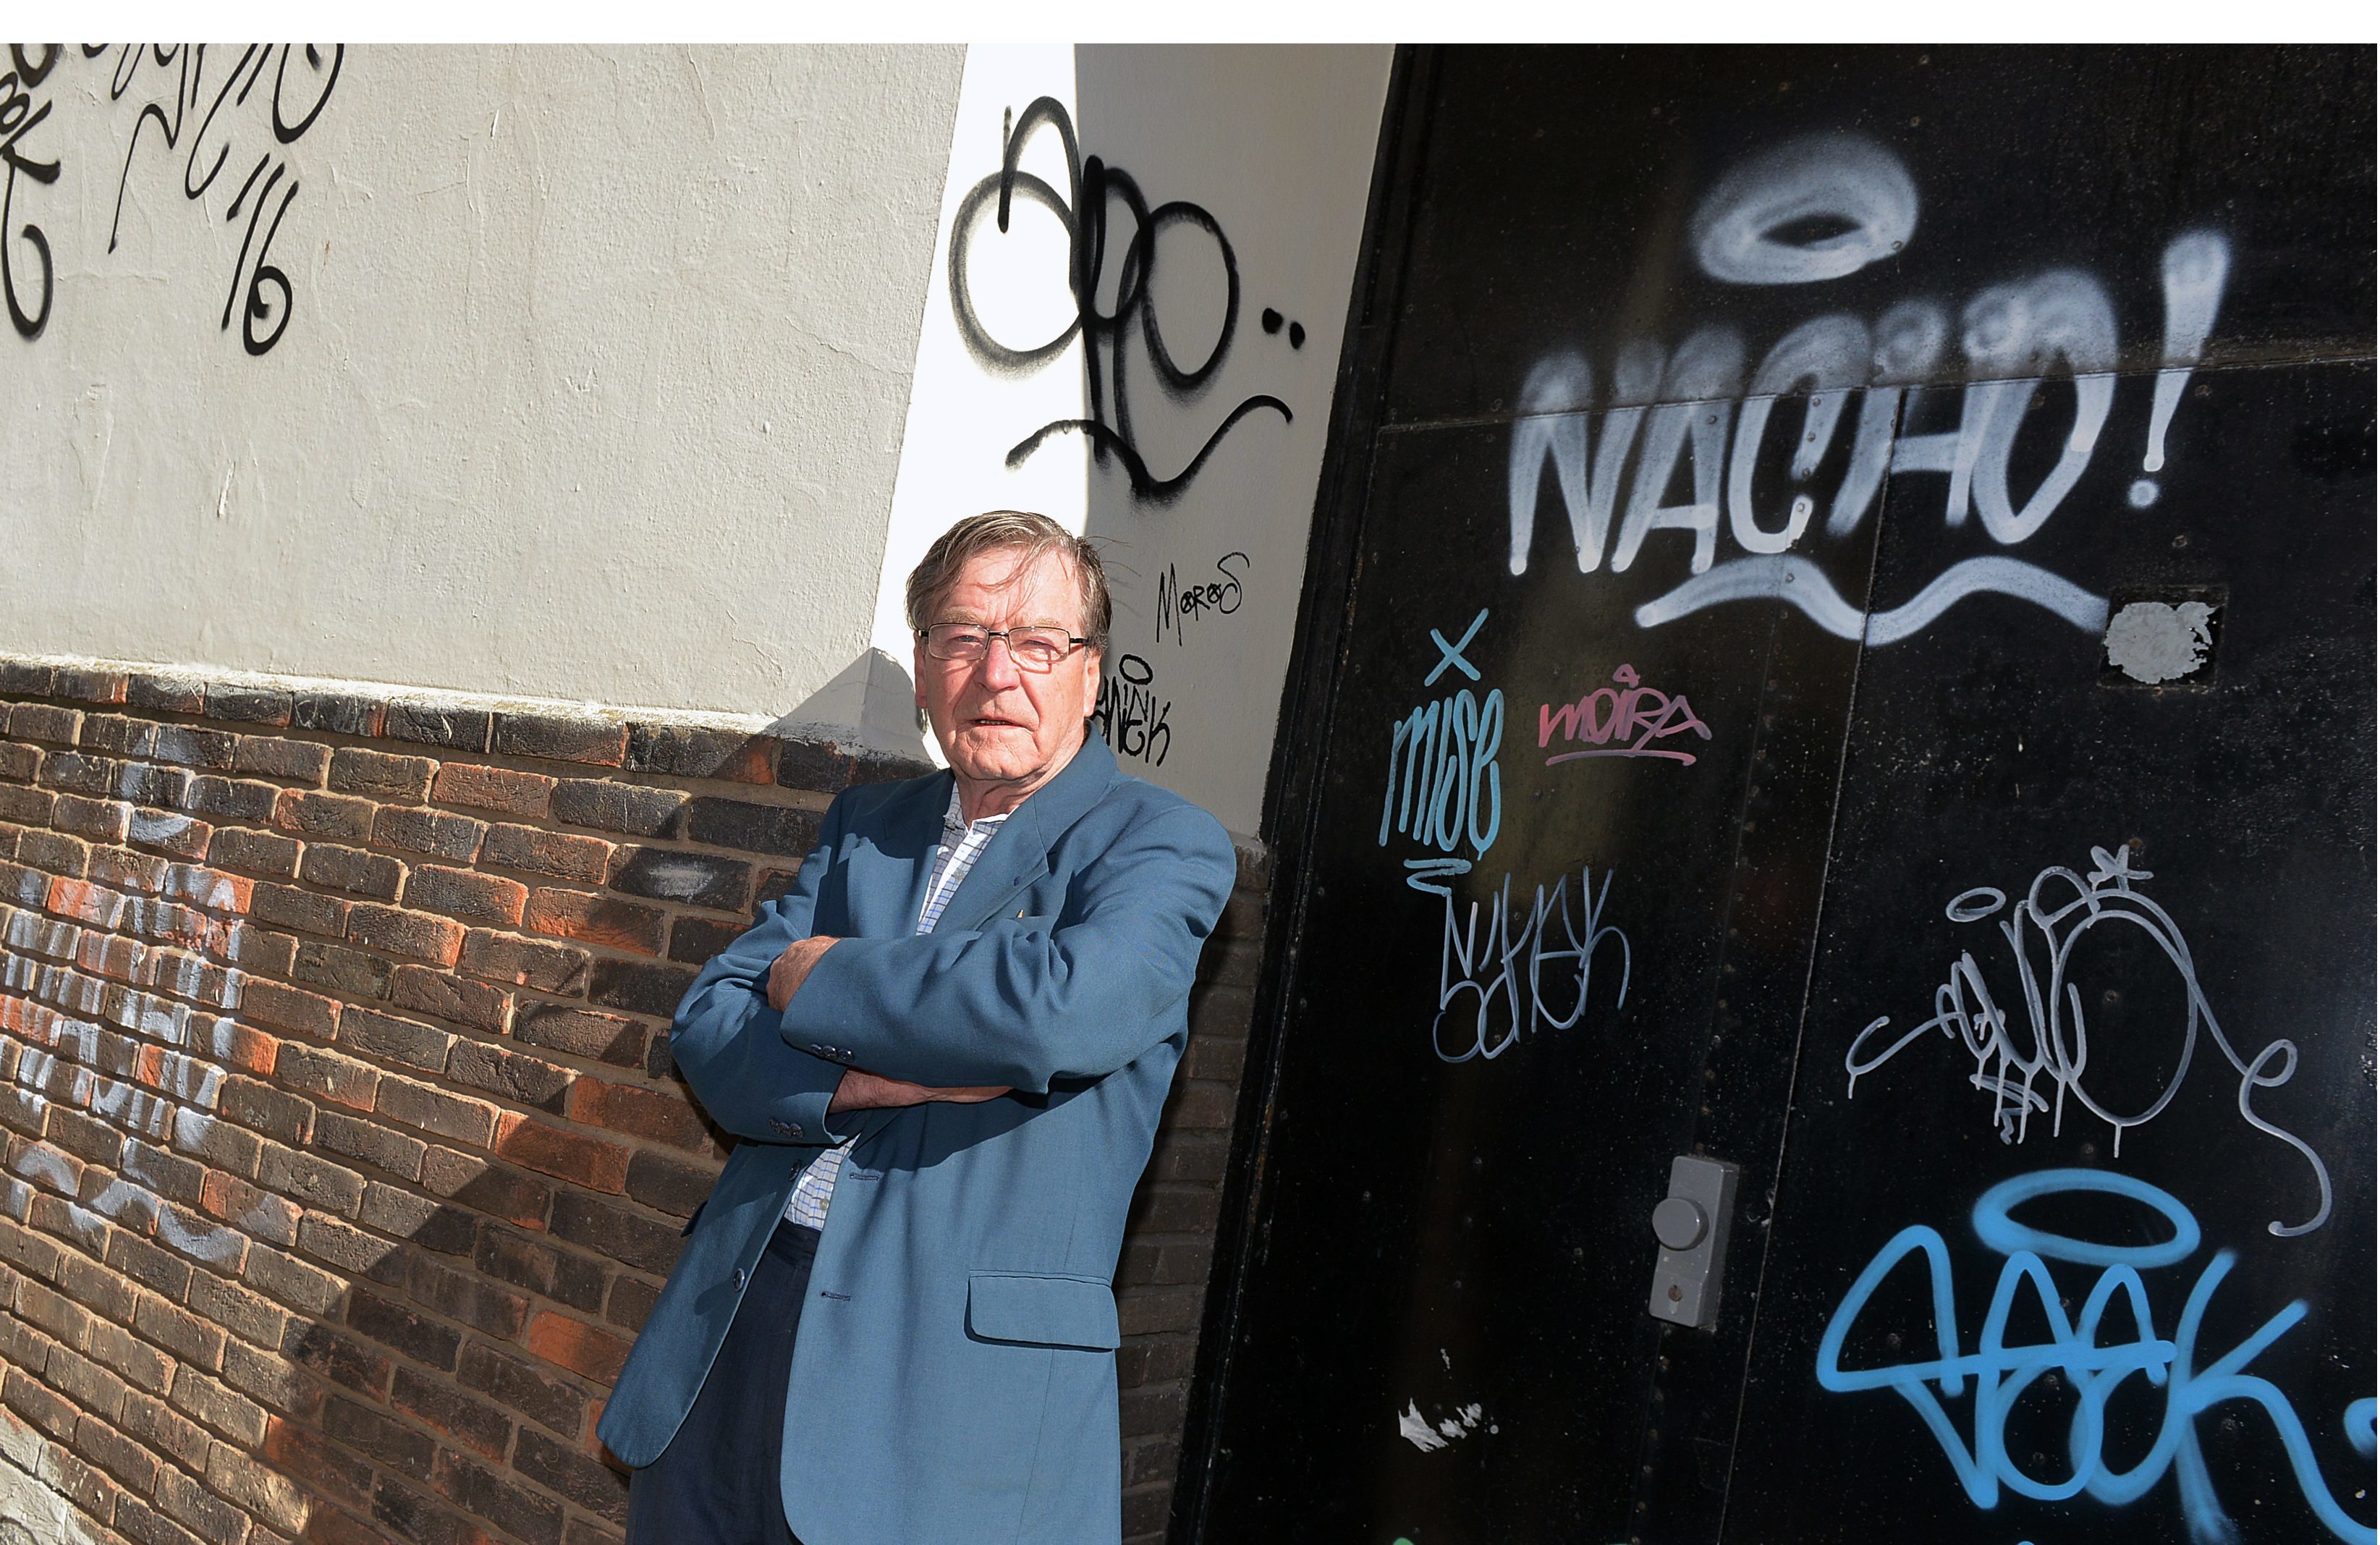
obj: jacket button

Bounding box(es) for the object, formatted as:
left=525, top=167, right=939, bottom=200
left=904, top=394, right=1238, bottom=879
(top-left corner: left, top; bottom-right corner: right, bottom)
left=732, top=1267, right=746, bottom=1291
left=789, top=1125, right=803, bottom=1139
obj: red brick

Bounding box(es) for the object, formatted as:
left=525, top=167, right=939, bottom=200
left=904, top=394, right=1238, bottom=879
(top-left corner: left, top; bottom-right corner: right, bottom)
left=431, top=763, right=554, bottom=818
left=402, top=865, right=525, bottom=928
left=521, top=1308, right=632, bottom=1384
left=491, top=1114, right=629, bottom=1193
left=568, top=1079, right=710, bottom=1152
left=522, top=887, right=666, bottom=955
left=345, top=903, right=464, bottom=966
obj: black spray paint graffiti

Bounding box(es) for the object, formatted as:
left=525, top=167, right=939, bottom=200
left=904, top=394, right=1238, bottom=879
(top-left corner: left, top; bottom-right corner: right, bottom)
left=1154, top=550, right=1248, bottom=646
left=948, top=96, right=1294, bottom=504
left=1, top=45, right=62, bottom=339
left=1094, top=653, right=1172, bottom=766
left=4, top=43, right=342, bottom=353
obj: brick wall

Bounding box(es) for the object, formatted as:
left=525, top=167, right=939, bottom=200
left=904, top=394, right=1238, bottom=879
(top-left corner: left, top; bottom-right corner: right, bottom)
left=0, top=656, right=1264, bottom=1545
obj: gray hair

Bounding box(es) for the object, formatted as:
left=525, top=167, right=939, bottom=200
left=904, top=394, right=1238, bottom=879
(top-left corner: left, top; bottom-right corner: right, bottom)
left=903, top=511, right=1112, bottom=653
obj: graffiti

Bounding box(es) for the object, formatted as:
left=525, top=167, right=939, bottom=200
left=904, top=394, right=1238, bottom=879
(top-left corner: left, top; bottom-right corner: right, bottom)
left=1537, top=663, right=1711, bottom=766
left=948, top=96, right=1291, bottom=503
left=1396, top=1398, right=1484, bottom=1452
left=1381, top=611, right=1504, bottom=882
left=1154, top=551, right=1248, bottom=646
left=1844, top=844, right=2332, bottom=1237
left=4, top=43, right=341, bottom=353
left=1, top=44, right=61, bottom=339
left=1434, top=863, right=1630, bottom=1064
left=1818, top=1169, right=2374, bottom=1544
left=1094, top=652, right=1171, bottom=767
left=1507, top=132, right=2232, bottom=645
left=1258, top=306, right=1305, bottom=349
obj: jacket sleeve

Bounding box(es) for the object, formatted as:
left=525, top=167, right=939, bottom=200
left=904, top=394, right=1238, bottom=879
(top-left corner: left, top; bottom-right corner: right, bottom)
left=666, top=792, right=852, bottom=1145
left=776, top=801, right=1235, bottom=1093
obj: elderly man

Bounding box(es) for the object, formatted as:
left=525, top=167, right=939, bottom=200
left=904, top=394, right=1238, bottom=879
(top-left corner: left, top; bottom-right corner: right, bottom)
left=599, top=511, right=1237, bottom=1545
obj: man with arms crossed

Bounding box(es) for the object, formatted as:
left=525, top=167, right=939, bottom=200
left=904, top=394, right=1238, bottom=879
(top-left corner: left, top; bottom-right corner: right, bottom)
left=600, top=512, right=1237, bottom=1545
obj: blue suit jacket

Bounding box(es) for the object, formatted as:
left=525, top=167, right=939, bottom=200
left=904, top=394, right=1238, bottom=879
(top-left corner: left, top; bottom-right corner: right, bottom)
left=598, top=733, right=1236, bottom=1545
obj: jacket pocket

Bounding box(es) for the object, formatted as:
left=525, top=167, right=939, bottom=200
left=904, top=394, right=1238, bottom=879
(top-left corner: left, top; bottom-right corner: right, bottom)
left=965, top=1271, right=1120, bottom=1350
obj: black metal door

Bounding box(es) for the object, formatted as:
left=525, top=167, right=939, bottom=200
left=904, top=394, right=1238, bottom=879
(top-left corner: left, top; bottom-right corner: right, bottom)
left=1187, top=45, right=2374, bottom=1545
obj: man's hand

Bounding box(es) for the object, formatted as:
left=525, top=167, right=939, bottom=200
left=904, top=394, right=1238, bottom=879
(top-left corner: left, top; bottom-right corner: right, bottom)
left=827, top=1069, right=1012, bottom=1114
left=766, top=935, right=839, bottom=1012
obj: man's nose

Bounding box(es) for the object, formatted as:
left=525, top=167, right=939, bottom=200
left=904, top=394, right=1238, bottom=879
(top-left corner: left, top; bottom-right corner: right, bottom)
left=974, top=635, right=1025, bottom=690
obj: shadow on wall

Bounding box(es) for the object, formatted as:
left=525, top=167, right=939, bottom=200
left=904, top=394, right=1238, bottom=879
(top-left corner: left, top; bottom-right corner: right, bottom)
left=768, top=651, right=931, bottom=769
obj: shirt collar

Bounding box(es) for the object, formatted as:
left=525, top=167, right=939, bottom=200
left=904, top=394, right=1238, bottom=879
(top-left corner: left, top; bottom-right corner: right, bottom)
left=943, top=786, right=1010, bottom=837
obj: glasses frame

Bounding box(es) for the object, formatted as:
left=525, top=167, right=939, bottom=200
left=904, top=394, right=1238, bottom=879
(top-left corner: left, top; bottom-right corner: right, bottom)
left=917, top=623, right=1091, bottom=673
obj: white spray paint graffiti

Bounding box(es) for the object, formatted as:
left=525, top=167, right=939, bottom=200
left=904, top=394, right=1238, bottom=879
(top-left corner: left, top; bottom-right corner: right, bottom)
left=1843, top=844, right=2332, bottom=1237
left=1508, top=132, right=2232, bottom=644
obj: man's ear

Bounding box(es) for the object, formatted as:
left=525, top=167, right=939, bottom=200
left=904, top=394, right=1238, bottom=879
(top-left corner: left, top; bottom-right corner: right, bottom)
left=1079, top=650, right=1104, bottom=722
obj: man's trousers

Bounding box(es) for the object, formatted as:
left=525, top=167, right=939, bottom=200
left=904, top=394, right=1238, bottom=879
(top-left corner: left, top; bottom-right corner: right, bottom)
left=624, top=1221, right=819, bottom=1544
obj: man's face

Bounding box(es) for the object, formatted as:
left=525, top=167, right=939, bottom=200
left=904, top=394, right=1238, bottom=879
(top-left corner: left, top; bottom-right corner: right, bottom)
left=914, top=546, right=1101, bottom=796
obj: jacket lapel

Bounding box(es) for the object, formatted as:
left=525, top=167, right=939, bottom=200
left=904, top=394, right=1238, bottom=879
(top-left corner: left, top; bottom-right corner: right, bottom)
left=934, top=732, right=1121, bottom=935
left=849, top=771, right=953, bottom=939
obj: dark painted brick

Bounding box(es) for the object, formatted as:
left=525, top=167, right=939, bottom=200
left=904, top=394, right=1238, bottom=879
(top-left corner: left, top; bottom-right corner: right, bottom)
left=290, top=690, right=387, bottom=737
left=513, top=1426, right=629, bottom=1523
left=300, top=842, right=405, bottom=900
left=292, top=939, right=395, bottom=999
left=624, top=1148, right=716, bottom=1219
left=493, top=713, right=629, bottom=767
left=182, top=774, right=277, bottom=821
left=405, top=1251, right=529, bottom=1335
left=625, top=723, right=775, bottom=782
left=124, top=672, right=206, bottom=713
left=588, top=957, right=698, bottom=1019
left=457, top=929, right=588, bottom=994
left=0, top=660, right=56, bottom=693
left=405, top=864, right=526, bottom=926
left=373, top=804, right=486, bottom=863
left=232, top=734, right=331, bottom=782
left=9, top=704, right=82, bottom=745
left=329, top=747, right=436, bottom=801
left=117, top=763, right=192, bottom=807
left=251, top=881, right=350, bottom=939
left=277, top=788, right=379, bottom=842
left=433, top=1448, right=566, bottom=1545
left=607, top=1272, right=661, bottom=1334
left=325, top=1389, right=436, bottom=1476
left=457, top=1341, right=584, bottom=1436
left=80, top=713, right=155, bottom=756
left=207, top=826, right=302, bottom=879
left=349, top=1285, right=462, bottom=1371
left=391, top=1365, right=512, bottom=1462
left=680, top=796, right=818, bottom=858
left=446, top=1041, right=575, bottom=1113
left=341, top=1004, right=454, bottom=1075
left=384, top=702, right=491, bottom=752
left=206, top=682, right=293, bottom=725
left=549, top=1192, right=682, bottom=1277
left=390, top=965, right=510, bottom=1035
left=150, top=724, right=237, bottom=769
left=37, top=750, right=114, bottom=794
left=606, top=845, right=750, bottom=910
left=514, top=1005, right=647, bottom=1067
left=549, top=779, right=685, bottom=838
left=480, top=823, right=611, bottom=883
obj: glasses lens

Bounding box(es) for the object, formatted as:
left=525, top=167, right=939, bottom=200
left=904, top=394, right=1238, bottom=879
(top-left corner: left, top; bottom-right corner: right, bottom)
left=1009, top=628, right=1070, bottom=669
left=928, top=625, right=986, bottom=660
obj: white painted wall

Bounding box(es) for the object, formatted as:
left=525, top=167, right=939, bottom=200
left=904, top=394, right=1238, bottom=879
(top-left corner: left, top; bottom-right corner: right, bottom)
left=0, top=44, right=963, bottom=726
left=3, top=43, right=1391, bottom=835
left=872, top=45, right=1394, bottom=836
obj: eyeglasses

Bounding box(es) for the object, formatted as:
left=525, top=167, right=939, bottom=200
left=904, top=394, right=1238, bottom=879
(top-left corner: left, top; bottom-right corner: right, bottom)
left=918, top=624, right=1088, bottom=672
